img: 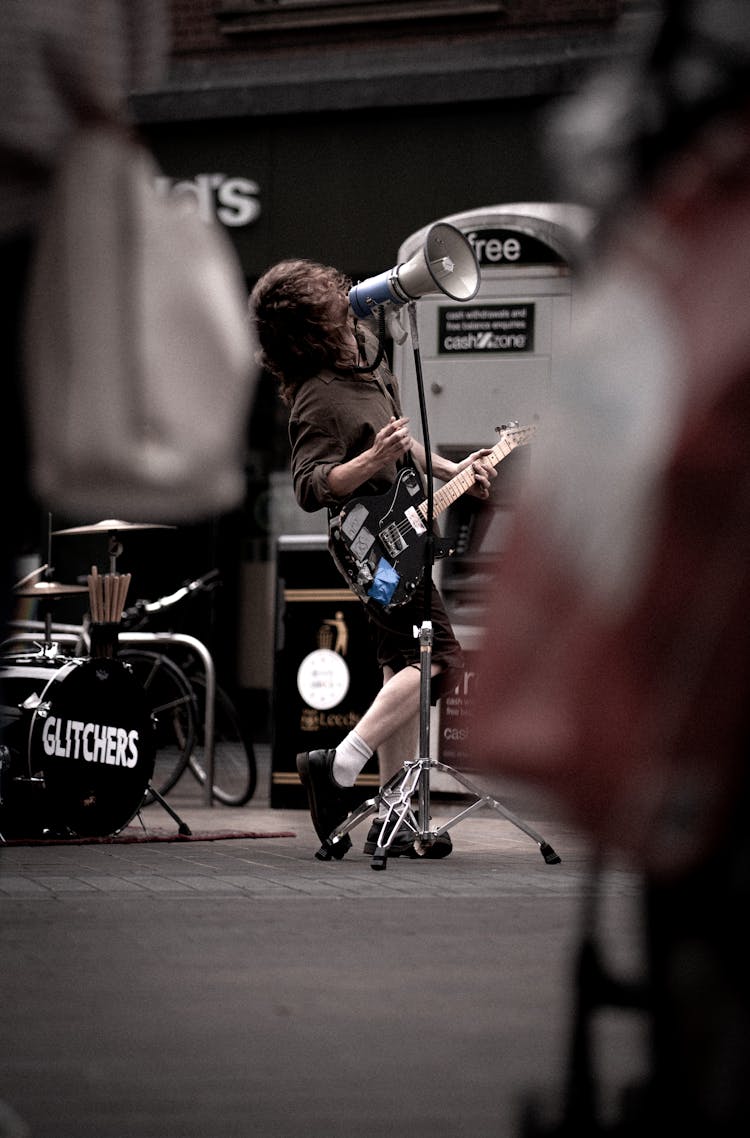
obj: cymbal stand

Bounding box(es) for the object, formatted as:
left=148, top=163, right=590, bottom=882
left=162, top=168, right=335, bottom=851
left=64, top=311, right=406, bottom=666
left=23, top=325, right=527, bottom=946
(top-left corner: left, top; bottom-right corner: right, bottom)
left=107, top=531, right=124, bottom=574
left=14, top=564, right=59, bottom=660
left=320, top=301, right=561, bottom=870
left=39, top=515, right=55, bottom=653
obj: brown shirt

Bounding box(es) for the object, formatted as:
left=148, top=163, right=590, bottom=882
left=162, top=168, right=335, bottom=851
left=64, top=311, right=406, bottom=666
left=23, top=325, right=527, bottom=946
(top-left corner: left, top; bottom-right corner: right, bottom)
left=289, top=331, right=464, bottom=686
left=289, top=352, right=405, bottom=513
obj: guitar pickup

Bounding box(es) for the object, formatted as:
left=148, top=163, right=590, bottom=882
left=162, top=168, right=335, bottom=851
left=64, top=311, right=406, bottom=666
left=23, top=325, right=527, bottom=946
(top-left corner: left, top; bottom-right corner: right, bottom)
left=381, top=523, right=407, bottom=559
left=404, top=506, right=426, bottom=536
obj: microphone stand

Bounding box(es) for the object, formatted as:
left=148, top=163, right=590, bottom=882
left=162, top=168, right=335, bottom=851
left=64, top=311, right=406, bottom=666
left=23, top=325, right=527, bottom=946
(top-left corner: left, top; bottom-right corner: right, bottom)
left=407, top=300, right=436, bottom=852
left=320, top=301, right=561, bottom=871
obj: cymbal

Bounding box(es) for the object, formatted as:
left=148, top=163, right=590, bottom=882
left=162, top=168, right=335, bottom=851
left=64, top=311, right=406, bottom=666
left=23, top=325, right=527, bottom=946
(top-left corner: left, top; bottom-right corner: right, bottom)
left=52, top=518, right=177, bottom=536
left=14, top=580, right=89, bottom=597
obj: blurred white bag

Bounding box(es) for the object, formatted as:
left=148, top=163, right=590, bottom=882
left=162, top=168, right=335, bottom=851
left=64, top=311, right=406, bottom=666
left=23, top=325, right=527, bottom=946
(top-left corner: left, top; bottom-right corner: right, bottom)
left=23, top=124, right=257, bottom=522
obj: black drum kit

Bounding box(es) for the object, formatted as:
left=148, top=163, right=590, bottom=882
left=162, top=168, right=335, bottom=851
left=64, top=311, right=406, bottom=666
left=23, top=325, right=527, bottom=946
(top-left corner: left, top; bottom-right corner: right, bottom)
left=0, top=518, right=186, bottom=841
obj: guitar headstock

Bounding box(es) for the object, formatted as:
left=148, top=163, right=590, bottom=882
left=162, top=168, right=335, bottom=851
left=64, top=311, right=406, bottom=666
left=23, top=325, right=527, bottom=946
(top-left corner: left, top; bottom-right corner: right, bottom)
left=494, top=421, right=537, bottom=450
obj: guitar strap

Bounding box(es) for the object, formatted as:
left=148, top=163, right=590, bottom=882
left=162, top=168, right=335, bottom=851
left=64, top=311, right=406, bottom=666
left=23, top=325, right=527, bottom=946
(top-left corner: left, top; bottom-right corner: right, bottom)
left=371, top=367, right=400, bottom=419
left=326, top=369, right=411, bottom=526
left=368, top=364, right=418, bottom=475
left=351, top=308, right=386, bottom=373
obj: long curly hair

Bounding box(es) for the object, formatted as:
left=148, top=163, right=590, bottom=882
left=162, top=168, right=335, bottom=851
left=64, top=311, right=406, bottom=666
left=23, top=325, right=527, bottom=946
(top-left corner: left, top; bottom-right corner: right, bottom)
left=249, top=259, right=354, bottom=406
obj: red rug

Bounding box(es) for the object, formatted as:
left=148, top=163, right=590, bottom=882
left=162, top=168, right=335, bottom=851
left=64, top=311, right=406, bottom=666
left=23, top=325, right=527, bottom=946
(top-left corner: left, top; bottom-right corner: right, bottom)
left=1, top=828, right=296, bottom=846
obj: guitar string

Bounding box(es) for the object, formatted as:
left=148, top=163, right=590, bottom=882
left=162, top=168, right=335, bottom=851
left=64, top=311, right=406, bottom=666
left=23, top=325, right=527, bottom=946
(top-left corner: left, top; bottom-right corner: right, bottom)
left=387, top=440, right=512, bottom=538
left=374, top=429, right=533, bottom=541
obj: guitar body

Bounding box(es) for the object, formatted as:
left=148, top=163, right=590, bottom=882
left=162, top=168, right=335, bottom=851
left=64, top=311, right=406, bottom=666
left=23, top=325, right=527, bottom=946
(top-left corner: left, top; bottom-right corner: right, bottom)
left=329, top=467, right=451, bottom=611
left=328, top=423, right=535, bottom=610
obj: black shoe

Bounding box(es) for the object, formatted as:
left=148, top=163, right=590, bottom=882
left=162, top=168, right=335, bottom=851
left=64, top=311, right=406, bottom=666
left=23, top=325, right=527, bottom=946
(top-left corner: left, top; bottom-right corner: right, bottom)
left=363, top=819, right=453, bottom=859
left=363, top=819, right=416, bottom=857
left=296, top=749, right=351, bottom=847
left=413, top=831, right=453, bottom=859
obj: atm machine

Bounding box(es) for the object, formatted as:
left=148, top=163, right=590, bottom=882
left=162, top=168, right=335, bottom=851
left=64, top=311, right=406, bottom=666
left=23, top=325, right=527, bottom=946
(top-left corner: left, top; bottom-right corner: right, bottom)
left=390, top=203, right=593, bottom=771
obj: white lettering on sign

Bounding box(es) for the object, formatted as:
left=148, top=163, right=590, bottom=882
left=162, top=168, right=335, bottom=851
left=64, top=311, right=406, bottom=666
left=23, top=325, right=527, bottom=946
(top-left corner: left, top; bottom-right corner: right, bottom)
left=154, top=174, right=261, bottom=228
left=443, top=332, right=528, bottom=351
left=466, top=232, right=521, bottom=264
left=41, top=716, right=139, bottom=768
left=440, top=304, right=535, bottom=354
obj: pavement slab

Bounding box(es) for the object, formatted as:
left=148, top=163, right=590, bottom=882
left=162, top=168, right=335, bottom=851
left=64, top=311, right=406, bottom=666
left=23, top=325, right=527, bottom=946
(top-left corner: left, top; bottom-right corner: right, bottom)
left=0, top=755, right=649, bottom=1138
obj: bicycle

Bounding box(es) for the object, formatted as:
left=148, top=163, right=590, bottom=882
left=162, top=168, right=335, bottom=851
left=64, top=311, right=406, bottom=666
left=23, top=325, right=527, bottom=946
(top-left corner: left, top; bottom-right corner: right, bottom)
left=118, top=571, right=257, bottom=807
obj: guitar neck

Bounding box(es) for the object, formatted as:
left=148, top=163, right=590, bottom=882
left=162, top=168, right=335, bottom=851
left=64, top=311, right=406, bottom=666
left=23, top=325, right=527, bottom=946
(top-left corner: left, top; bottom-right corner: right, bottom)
left=417, top=435, right=518, bottom=521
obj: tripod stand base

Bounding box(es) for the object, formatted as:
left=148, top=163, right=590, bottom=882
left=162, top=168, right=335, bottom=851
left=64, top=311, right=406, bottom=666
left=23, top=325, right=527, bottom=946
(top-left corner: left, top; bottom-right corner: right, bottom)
left=325, top=759, right=562, bottom=870
left=315, top=833, right=352, bottom=861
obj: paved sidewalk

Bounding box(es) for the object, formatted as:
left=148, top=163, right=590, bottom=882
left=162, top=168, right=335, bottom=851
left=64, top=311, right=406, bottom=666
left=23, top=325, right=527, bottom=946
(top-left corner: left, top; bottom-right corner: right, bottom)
left=0, top=752, right=649, bottom=1138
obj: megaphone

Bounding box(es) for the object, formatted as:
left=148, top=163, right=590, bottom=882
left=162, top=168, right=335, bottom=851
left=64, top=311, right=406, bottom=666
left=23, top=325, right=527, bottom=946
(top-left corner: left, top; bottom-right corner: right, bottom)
left=348, top=222, right=480, bottom=318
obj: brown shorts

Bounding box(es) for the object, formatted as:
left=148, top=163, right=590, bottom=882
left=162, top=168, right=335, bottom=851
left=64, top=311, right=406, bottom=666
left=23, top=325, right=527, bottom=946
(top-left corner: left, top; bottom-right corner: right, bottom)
left=363, top=581, right=464, bottom=705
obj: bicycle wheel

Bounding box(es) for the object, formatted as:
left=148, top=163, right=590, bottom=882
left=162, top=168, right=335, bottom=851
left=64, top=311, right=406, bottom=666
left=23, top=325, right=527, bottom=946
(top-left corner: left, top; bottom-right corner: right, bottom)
left=187, top=676, right=257, bottom=806
left=119, top=649, right=198, bottom=802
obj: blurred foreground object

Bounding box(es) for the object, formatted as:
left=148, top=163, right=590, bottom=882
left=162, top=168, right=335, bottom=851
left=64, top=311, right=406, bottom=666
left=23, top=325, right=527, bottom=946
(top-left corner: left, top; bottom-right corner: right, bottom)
left=23, top=122, right=256, bottom=522
left=474, top=3, right=750, bottom=1133
left=475, top=0, right=750, bottom=879
left=475, top=2, right=750, bottom=1132
left=1, top=2, right=257, bottom=527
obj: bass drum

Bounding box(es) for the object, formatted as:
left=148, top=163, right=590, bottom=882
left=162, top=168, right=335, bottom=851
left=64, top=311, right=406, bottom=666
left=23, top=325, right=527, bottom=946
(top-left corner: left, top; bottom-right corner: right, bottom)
left=0, top=655, right=155, bottom=839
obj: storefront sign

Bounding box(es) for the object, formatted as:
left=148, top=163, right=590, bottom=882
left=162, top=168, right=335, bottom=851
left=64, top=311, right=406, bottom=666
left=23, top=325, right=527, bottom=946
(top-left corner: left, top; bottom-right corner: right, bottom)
left=154, top=173, right=261, bottom=227
left=439, top=303, right=535, bottom=354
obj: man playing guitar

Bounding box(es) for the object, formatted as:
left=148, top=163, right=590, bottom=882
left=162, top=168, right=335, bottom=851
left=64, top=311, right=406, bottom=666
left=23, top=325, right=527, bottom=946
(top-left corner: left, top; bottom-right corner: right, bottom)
left=249, top=258, right=496, bottom=859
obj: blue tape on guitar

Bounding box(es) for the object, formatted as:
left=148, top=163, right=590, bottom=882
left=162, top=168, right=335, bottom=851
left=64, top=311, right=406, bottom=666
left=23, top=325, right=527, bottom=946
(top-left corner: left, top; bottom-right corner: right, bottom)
left=367, top=557, right=399, bottom=605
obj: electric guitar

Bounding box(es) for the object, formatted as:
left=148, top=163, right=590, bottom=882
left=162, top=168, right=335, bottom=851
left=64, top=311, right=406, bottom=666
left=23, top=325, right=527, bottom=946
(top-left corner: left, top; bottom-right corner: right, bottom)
left=328, top=421, right=536, bottom=610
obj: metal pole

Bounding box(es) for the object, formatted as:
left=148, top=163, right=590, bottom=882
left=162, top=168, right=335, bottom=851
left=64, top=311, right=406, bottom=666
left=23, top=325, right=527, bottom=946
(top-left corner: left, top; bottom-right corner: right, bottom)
left=119, top=632, right=216, bottom=807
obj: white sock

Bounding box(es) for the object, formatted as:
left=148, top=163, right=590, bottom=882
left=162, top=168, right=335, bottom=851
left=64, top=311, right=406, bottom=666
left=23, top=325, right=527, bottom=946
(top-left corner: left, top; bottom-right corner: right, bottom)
left=332, top=730, right=373, bottom=787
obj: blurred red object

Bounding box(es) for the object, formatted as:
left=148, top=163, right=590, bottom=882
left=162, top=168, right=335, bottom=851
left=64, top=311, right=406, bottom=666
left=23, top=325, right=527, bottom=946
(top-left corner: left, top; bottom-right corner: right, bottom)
left=474, top=111, right=750, bottom=878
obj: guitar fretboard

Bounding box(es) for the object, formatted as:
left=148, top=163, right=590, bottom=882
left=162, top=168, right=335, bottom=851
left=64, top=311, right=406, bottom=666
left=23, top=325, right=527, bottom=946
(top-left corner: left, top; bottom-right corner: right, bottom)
left=416, top=428, right=534, bottom=521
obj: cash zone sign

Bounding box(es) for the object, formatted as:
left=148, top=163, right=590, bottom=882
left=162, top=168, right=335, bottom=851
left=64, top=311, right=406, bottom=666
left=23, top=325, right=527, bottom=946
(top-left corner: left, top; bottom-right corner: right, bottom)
left=439, top=304, right=535, bottom=354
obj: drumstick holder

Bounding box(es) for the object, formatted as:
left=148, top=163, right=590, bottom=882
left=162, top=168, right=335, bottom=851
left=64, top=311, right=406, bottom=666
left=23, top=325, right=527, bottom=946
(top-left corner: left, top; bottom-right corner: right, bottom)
left=89, top=622, right=120, bottom=659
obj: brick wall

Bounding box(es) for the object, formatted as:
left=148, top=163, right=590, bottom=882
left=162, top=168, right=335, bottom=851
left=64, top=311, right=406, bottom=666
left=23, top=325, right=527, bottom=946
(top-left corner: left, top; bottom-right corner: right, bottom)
left=169, top=0, right=225, bottom=54
left=167, top=0, right=628, bottom=59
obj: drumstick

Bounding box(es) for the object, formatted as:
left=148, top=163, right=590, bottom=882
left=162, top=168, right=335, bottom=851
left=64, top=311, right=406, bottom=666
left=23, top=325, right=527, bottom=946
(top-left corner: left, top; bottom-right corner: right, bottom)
left=122, top=573, right=132, bottom=618
left=116, top=573, right=130, bottom=621
left=89, top=565, right=100, bottom=622
left=113, top=573, right=123, bottom=621
left=14, top=564, right=48, bottom=589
